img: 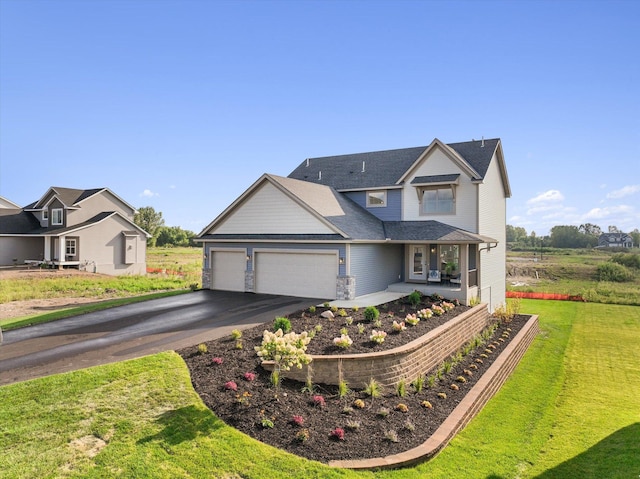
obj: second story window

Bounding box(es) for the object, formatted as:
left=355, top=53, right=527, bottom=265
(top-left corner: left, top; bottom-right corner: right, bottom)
left=42, top=210, right=48, bottom=222
left=51, top=208, right=63, bottom=225
left=421, top=186, right=455, bottom=214
left=366, top=190, right=387, bottom=207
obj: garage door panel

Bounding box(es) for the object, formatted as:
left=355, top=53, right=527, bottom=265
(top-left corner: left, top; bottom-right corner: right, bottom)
left=211, top=251, right=246, bottom=292
left=255, top=251, right=337, bottom=299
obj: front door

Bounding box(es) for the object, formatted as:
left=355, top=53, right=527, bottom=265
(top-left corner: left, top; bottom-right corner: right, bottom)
left=409, top=245, right=427, bottom=281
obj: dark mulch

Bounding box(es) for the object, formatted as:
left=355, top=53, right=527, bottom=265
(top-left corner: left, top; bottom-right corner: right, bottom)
left=178, top=294, right=530, bottom=464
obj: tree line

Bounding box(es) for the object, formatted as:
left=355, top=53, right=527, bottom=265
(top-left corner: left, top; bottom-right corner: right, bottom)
left=133, top=206, right=197, bottom=247
left=507, top=223, right=640, bottom=249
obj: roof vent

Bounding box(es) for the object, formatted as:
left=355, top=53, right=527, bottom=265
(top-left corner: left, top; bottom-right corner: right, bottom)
left=362, top=161, right=365, bottom=173
left=318, top=170, right=322, bottom=180
left=306, top=158, right=310, bottom=167
left=481, top=137, right=485, bottom=147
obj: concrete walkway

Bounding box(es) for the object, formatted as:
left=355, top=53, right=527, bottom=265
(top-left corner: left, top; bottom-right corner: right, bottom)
left=328, top=291, right=407, bottom=308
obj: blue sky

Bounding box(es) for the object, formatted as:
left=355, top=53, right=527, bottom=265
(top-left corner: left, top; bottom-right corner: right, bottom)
left=1, top=0, right=638, bottom=236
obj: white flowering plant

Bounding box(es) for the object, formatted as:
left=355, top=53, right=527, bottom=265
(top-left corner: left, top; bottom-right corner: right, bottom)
left=431, top=304, right=445, bottom=316
left=417, top=308, right=433, bottom=319
left=404, top=313, right=420, bottom=326
left=370, top=329, right=387, bottom=344
left=333, top=334, right=353, bottom=349
left=255, top=329, right=313, bottom=371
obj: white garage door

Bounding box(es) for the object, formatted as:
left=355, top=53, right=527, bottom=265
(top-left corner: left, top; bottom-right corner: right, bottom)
left=255, top=251, right=337, bottom=299
left=211, top=250, right=246, bottom=292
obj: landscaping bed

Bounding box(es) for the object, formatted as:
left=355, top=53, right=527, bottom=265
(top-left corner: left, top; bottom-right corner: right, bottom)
left=179, top=295, right=531, bottom=464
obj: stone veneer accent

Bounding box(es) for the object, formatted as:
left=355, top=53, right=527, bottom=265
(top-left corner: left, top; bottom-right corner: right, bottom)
left=329, top=314, right=539, bottom=469
left=262, top=303, right=491, bottom=388
left=335, top=275, right=355, bottom=300
left=244, top=270, right=254, bottom=293
left=201, top=268, right=211, bottom=289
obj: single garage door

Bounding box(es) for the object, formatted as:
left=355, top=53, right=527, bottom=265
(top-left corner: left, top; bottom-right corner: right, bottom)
left=255, top=251, right=337, bottom=299
left=211, top=250, right=246, bottom=292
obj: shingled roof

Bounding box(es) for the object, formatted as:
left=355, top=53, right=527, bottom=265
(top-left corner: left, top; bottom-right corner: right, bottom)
left=288, top=138, right=500, bottom=190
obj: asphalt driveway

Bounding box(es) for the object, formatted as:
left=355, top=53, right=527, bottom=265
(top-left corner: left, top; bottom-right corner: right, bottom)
left=0, top=290, right=320, bottom=386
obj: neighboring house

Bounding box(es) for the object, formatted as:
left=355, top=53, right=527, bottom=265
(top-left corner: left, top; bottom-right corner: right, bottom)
left=0, top=196, right=20, bottom=209
left=598, top=232, right=634, bottom=248
left=0, top=187, right=150, bottom=275
left=197, top=138, right=510, bottom=310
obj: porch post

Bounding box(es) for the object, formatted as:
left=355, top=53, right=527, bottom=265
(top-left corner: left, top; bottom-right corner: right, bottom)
left=44, top=236, right=51, bottom=261
left=57, top=236, right=65, bottom=268
left=460, top=244, right=468, bottom=290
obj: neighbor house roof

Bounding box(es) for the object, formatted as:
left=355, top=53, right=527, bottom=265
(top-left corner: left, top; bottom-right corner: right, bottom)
left=26, top=187, right=137, bottom=213
left=0, top=210, right=150, bottom=237
left=0, top=209, right=44, bottom=235
left=287, top=138, right=505, bottom=192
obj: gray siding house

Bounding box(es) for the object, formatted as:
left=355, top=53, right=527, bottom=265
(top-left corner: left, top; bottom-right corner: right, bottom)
left=598, top=233, right=634, bottom=248
left=197, top=138, right=511, bottom=311
left=0, top=187, right=150, bottom=275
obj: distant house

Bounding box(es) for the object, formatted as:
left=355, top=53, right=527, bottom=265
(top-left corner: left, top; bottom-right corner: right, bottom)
left=0, top=187, right=150, bottom=275
left=0, top=196, right=20, bottom=209
left=598, top=232, right=633, bottom=248
left=197, top=138, right=510, bottom=311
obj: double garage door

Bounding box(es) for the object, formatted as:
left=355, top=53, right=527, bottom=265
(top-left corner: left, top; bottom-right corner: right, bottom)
left=210, top=249, right=338, bottom=299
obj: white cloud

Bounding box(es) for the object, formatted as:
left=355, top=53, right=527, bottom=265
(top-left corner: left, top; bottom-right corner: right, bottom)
left=526, top=190, right=564, bottom=206
left=169, top=185, right=176, bottom=189
left=606, top=185, right=640, bottom=199
left=140, top=189, right=159, bottom=198
left=582, top=204, right=634, bottom=220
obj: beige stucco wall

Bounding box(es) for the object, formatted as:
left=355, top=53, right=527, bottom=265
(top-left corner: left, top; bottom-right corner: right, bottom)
left=0, top=237, right=44, bottom=265
left=75, top=215, right=147, bottom=275
left=67, top=190, right=135, bottom=225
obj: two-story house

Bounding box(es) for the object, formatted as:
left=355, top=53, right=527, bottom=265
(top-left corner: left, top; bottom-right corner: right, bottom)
left=0, top=187, right=150, bottom=275
left=197, top=138, right=510, bottom=310
left=598, top=232, right=634, bottom=248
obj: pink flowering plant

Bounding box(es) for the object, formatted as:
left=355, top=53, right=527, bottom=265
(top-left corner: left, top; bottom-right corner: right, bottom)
left=417, top=308, right=433, bottom=319
left=391, top=320, right=406, bottom=332
left=224, top=381, right=238, bottom=391
left=442, top=301, right=455, bottom=312
left=330, top=427, right=345, bottom=441
left=243, top=372, right=257, bottom=381
left=212, top=357, right=223, bottom=365
left=291, top=415, right=305, bottom=426
left=431, top=304, right=445, bottom=316
left=312, top=395, right=326, bottom=407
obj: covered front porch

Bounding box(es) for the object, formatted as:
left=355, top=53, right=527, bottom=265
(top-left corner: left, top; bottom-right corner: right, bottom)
left=25, top=235, right=80, bottom=270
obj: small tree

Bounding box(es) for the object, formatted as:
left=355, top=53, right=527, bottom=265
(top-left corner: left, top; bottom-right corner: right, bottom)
left=134, top=206, right=165, bottom=246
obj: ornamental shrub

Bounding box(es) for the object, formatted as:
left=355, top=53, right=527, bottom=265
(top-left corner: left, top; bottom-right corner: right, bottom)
left=363, top=306, right=380, bottom=322
left=408, top=290, right=421, bottom=306
left=273, top=317, right=292, bottom=333
left=255, top=329, right=312, bottom=371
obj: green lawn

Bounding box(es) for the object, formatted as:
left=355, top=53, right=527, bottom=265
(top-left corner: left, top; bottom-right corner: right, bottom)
left=1, top=300, right=638, bottom=478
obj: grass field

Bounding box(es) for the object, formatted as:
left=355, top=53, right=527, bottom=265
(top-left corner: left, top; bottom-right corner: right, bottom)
left=2, top=299, right=638, bottom=478
left=0, top=247, right=202, bottom=304
left=507, top=249, right=640, bottom=305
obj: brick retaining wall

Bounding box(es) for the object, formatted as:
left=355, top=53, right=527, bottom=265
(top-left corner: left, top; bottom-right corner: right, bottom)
left=328, top=314, right=540, bottom=469
left=262, top=303, right=492, bottom=388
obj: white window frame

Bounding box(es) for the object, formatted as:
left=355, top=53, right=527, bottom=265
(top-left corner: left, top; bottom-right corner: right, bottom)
left=51, top=208, right=63, bottom=225
left=42, top=210, right=49, bottom=222
left=420, top=186, right=455, bottom=215
left=366, top=190, right=387, bottom=208
left=65, top=239, right=76, bottom=256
